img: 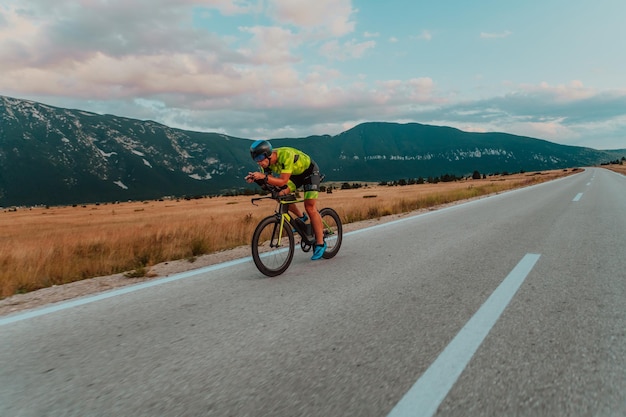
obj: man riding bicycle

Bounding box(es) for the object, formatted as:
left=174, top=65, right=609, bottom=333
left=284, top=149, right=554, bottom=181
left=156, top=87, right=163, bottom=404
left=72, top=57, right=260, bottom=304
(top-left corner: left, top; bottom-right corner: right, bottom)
left=245, top=140, right=326, bottom=260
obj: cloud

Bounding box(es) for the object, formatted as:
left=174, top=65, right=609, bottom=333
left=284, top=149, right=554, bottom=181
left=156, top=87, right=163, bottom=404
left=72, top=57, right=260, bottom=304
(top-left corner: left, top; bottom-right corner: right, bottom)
left=238, top=25, right=301, bottom=64
left=319, top=39, right=376, bottom=61
left=405, top=81, right=626, bottom=148
left=480, top=30, right=512, bottom=39
left=518, top=80, right=596, bottom=102
left=267, top=0, right=356, bottom=37
left=437, top=81, right=623, bottom=125
left=0, top=1, right=363, bottom=98
left=202, top=0, right=262, bottom=16
left=376, top=78, right=438, bottom=105
left=0, top=1, right=234, bottom=68
left=416, top=30, right=432, bottom=41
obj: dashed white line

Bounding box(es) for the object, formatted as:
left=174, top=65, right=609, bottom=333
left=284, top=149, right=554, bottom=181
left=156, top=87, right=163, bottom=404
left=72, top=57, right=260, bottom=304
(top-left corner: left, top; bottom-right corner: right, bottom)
left=387, top=253, right=541, bottom=417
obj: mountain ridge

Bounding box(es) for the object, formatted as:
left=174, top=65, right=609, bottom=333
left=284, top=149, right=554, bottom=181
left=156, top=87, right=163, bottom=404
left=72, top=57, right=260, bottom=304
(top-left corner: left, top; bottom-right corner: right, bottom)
left=1, top=95, right=624, bottom=206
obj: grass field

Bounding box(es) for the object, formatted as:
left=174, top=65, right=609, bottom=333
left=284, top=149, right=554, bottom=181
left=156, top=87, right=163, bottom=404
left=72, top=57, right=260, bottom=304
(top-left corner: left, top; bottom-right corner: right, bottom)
left=603, top=163, right=626, bottom=176
left=0, top=167, right=595, bottom=298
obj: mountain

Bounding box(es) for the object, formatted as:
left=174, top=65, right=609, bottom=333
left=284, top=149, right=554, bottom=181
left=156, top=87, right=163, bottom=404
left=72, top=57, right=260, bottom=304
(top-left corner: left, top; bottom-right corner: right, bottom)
left=0, top=96, right=253, bottom=206
left=282, top=123, right=624, bottom=183
left=1, top=95, right=624, bottom=207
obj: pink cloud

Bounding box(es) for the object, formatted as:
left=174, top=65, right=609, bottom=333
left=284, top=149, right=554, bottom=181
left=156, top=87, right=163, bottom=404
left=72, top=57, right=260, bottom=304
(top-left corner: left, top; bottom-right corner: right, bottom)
left=238, top=25, right=300, bottom=64
left=519, top=80, right=596, bottom=102
left=378, top=78, right=438, bottom=104
left=267, top=0, right=356, bottom=37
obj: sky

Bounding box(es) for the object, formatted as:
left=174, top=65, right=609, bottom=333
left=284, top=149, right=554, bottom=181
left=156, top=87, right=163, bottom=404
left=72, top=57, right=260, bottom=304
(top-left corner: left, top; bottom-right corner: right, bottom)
left=1, top=0, right=625, bottom=150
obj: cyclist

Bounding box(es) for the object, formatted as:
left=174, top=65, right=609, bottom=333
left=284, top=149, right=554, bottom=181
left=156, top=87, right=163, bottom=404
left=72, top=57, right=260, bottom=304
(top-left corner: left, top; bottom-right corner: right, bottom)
left=246, top=140, right=327, bottom=260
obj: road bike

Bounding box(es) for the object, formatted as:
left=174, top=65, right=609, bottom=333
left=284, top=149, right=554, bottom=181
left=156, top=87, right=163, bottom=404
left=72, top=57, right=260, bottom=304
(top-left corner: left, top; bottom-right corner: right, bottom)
left=250, top=186, right=343, bottom=276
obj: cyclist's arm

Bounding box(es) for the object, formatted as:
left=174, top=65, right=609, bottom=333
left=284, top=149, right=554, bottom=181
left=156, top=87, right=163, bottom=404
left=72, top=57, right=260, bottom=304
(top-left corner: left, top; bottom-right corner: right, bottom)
left=246, top=170, right=291, bottom=189
left=268, top=172, right=291, bottom=188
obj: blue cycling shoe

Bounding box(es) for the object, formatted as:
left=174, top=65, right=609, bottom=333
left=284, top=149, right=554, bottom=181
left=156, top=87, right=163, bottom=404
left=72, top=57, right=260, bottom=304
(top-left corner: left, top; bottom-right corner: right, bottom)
left=311, top=242, right=327, bottom=260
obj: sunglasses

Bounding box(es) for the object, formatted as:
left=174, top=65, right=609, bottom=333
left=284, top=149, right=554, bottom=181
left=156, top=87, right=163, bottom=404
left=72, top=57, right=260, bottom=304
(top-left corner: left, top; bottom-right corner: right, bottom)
left=254, top=154, right=267, bottom=162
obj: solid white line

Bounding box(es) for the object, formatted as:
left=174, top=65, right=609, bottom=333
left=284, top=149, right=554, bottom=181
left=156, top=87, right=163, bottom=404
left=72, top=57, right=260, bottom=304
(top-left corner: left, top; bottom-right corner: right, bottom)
left=387, top=253, right=541, bottom=417
left=0, top=257, right=251, bottom=327
left=573, top=193, right=583, bottom=202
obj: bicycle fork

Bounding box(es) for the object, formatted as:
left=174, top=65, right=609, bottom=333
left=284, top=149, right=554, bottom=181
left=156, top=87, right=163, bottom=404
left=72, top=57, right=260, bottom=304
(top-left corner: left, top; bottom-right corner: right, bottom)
left=269, top=213, right=291, bottom=248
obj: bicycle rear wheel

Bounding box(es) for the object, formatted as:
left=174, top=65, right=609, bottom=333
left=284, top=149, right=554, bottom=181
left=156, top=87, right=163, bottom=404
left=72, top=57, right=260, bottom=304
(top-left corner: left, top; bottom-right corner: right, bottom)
left=319, top=208, right=342, bottom=259
left=251, top=216, right=295, bottom=276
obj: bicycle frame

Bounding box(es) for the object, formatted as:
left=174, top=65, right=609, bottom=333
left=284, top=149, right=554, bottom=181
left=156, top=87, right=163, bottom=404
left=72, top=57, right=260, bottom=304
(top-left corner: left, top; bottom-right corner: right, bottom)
left=251, top=193, right=314, bottom=246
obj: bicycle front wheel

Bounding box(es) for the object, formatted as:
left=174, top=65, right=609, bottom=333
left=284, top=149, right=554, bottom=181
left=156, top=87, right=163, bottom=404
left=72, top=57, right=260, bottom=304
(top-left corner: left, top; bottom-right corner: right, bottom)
left=319, top=207, right=342, bottom=259
left=251, top=216, right=295, bottom=276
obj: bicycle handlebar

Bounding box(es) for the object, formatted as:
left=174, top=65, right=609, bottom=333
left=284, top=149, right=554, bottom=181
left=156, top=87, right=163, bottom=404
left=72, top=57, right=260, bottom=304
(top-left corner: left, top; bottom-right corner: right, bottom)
left=250, top=195, right=270, bottom=205
left=250, top=185, right=298, bottom=205
left=249, top=172, right=325, bottom=205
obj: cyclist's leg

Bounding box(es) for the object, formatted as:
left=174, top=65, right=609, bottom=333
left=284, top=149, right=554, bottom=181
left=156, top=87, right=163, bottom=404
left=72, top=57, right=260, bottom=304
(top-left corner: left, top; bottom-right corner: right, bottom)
left=304, top=195, right=322, bottom=245
left=302, top=167, right=323, bottom=246
left=284, top=180, right=305, bottom=219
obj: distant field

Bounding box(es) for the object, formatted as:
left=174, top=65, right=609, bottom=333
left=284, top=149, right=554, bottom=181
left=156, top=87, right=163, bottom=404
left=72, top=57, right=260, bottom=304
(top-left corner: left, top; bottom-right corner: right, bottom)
left=604, top=163, right=626, bottom=176
left=0, top=168, right=584, bottom=298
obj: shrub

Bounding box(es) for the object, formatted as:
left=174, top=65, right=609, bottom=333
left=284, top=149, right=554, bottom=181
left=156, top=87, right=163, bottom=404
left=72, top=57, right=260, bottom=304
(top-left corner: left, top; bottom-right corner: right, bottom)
left=125, top=267, right=148, bottom=278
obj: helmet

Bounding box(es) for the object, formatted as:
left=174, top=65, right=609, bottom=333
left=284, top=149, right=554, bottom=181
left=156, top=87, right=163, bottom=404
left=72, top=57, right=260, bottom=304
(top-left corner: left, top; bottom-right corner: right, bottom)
left=250, top=140, right=272, bottom=162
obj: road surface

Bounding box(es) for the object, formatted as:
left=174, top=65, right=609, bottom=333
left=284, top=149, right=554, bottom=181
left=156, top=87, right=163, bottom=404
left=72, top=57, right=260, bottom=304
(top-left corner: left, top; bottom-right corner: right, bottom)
left=1, top=167, right=625, bottom=417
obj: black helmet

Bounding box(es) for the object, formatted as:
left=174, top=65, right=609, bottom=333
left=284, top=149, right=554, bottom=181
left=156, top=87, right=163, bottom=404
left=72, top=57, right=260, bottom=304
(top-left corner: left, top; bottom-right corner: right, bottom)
left=250, top=140, right=272, bottom=162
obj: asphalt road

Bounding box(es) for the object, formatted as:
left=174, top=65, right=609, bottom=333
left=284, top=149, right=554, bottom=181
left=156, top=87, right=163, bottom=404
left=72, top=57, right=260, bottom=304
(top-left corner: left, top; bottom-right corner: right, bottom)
left=1, top=167, right=625, bottom=417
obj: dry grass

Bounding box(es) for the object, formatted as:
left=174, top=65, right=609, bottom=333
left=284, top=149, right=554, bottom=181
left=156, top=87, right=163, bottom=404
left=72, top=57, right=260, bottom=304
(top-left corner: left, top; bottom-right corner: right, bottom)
left=603, top=163, right=626, bottom=176
left=0, top=169, right=581, bottom=297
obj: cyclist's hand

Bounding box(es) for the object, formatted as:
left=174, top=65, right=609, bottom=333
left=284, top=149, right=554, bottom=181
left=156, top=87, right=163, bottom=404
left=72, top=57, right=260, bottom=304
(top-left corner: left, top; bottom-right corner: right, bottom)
left=245, top=172, right=259, bottom=183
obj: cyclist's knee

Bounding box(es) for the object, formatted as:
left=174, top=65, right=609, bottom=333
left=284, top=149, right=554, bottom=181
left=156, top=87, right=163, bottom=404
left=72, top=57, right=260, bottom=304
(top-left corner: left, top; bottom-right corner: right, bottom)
left=304, top=202, right=317, bottom=215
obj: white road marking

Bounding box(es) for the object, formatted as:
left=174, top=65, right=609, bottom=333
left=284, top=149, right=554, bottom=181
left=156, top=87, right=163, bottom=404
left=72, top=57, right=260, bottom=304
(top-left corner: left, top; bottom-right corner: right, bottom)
left=0, top=258, right=250, bottom=327
left=573, top=193, right=583, bottom=201
left=387, top=253, right=541, bottom=417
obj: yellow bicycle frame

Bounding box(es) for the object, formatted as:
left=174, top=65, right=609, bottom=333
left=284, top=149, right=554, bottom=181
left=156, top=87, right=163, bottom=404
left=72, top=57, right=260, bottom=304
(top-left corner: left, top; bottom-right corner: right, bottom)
left=253, top=191, right=336, bottom=246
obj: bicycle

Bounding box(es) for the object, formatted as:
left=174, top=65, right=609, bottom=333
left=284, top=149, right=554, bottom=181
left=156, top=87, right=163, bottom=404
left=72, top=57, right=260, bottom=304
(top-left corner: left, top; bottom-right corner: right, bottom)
left=250, top=186, right=343, bottom=276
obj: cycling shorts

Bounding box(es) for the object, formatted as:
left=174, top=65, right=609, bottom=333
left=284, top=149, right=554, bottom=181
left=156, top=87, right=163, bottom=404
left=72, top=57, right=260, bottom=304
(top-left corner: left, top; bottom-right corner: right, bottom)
left=287, top=161, right=321, bottom=200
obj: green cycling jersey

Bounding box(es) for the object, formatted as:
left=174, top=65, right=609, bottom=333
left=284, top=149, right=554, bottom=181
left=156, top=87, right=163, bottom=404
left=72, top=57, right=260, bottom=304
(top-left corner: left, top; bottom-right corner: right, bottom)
left=265, top=147, right=311, bottom=176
